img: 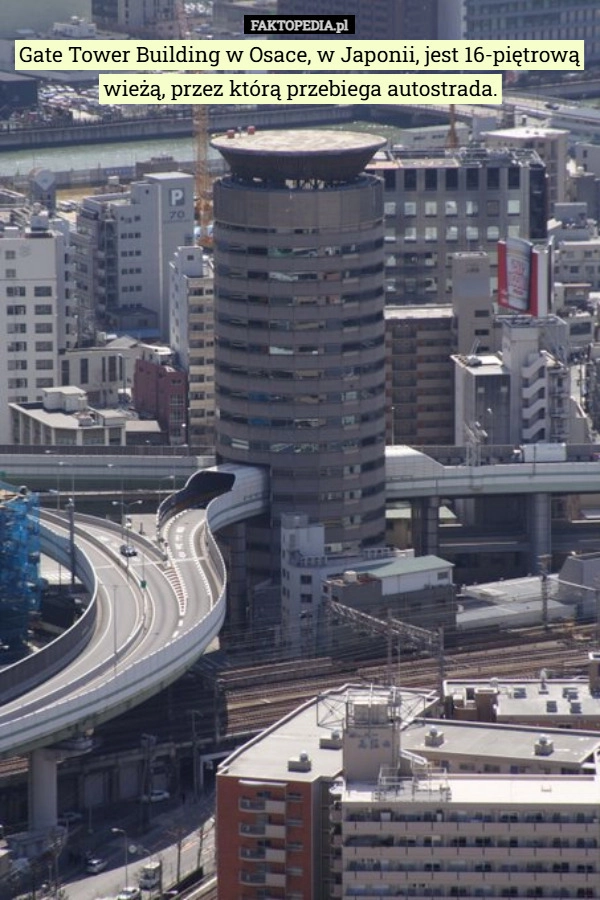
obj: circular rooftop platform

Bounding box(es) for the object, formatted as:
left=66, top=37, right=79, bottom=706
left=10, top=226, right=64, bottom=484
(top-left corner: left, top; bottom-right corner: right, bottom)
left=210, top=129, right=387, bottom=182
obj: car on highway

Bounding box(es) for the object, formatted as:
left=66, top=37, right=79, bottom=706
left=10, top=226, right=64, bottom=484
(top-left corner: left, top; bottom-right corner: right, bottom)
left=140, top=789, right=170, bottom=803
left=120, top=544, right=138, bottom=557
left=116, top=888, right=141, bottom=900
left=85, top=856, right=107, bottom=875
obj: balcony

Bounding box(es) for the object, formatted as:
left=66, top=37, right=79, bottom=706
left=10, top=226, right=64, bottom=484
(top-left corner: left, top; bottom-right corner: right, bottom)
left=240, top=823, right=266, bottom=837
left=240, top=847, right=265, bottom=860
left=240, top=798, right=265, bottom=812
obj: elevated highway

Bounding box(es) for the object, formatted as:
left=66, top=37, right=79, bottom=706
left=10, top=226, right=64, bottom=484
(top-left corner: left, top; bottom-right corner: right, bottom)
left=386, top=446, right=600, bottom=501
left=1, top=445, right=599, bottom=827
left=0, top=464, right=268, bottom=830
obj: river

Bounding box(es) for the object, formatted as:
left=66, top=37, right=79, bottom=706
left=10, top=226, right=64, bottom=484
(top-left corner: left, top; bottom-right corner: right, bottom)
left=0, top=136, right=197, bottom=177
left=0, top=120, right=413, bottom=178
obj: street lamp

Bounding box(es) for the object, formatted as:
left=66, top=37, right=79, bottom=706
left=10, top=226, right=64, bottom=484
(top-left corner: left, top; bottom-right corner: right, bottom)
left=118, top=353, right=127, bottom=404
left=486, top=407, right=494, bottom=448
left=56, top=460, right=65, bottom=512
left=112, top=827, right=129, bottom=889
left=113, top=498, right=143, bottom=546
left=159, top=474, right=176, bottom=507
left=187, top=709, right=203, bottom=800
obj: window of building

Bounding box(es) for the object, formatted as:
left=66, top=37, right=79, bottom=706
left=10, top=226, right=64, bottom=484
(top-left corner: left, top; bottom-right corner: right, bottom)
left=508, top=199, right=521, bottom=215
left=445, top=200, right=458, bottom=216
left=508, top=167, right=520, bottom=189
left=403, top=201, right=417, bottom=216
left=35, top=360, right=53, bottom=370
left=425, top=227, right=437, bottom=242
left=466, top=200, right=478, bottom=216
left=80, top=358, right=89, bottom=384
left=34, top=286, right=52, bottom=297
left=486, top=167, right=500, bottom=189
left=466, top=169, right=479, bottom=190
left=445, top=169, right=458, bottom=190
left=35, top=305, right=52, bottom=315
left=425, top=201, right=437, bottom=216
left=425, top=170, right=437, bottom=191
left=403, top=169, right=417, bottom=190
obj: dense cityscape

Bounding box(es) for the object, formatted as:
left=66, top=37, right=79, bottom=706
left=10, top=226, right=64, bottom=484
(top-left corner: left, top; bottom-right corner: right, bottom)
left=2, top=1, right=600, bottom=899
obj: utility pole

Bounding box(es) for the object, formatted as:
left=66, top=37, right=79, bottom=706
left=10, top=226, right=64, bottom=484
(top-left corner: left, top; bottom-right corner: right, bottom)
left=539, top=554, right=551, bottom=631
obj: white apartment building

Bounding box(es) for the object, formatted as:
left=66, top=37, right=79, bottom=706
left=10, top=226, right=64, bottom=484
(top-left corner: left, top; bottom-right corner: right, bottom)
left=280, top=514, right=452, bottom=654
left=0, top=210, right=68, bottom=442
left=59, top=335, right=142, bottom=407
left=72, top=172, right=194, bottom=342
left=10, top=387, right=127, bottom=447
left=169, top=246, right=215, bottom=448
left=453, top=317, right=571, bottom=447
left=556, top=239, right=600, bottom=293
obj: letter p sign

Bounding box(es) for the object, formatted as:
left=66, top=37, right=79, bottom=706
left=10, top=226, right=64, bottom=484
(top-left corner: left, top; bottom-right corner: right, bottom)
left=170, top=188, right=185, bottom=207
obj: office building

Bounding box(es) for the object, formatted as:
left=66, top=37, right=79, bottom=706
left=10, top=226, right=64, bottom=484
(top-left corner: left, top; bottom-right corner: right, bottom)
left=72, top=172, right=194, bottom=343
left=385, top=305, right=455, bottom=446
left=451, top=251, right=494, bottom=355
left=10, top=387, right=127, bottom=448
left=59, top=335, right=142, bottom=408
left=366, top=145, right=547, bottom=305
left=481, top=125, right=569, bottom=212
left=212, top=130, right=387, bottom=583
left=464, top=0, right=600, bottom=63
left=133, top=346, right=188, bottom=445
left=169, top=246, right=215, bottom=450
left=0, top=210, right=68, bottom=443
left=453, top=316, right=571, bottom=448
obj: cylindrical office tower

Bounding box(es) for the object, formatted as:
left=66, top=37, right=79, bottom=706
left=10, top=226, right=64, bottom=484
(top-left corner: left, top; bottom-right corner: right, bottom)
left=212, top=130, right=387, bottom=555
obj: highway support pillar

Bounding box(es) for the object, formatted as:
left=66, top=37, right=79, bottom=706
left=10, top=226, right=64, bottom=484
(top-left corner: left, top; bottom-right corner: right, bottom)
left=528, top=492, right=552, bottom=574
left=29, top=748, right=60, bottom=830
left=411, top=496, right=440, bottom=557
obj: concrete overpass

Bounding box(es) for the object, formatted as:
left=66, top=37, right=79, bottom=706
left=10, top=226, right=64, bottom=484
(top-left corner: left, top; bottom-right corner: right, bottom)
left=0, top=464, right=268, bottom=833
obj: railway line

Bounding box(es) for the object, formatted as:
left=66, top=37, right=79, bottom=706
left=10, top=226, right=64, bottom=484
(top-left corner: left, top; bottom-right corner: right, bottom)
left=218, top=624, right=598, bottom=737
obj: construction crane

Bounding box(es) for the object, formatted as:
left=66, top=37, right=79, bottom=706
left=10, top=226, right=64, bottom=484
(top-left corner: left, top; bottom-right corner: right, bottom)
left=446, top=103, right=459, bottom=149
left=175, top=0, right=213, bottom=248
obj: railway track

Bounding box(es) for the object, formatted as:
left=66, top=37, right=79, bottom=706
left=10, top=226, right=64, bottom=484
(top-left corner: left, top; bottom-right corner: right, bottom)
left=220, top=625, right=598, bottom=737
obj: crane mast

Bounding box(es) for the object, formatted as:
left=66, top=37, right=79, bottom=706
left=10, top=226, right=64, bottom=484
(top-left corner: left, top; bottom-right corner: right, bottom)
left=175, top=0, right=213, bottom=247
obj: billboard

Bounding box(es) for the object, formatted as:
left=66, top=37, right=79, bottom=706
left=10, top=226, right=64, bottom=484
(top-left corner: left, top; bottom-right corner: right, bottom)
left=497, top=237, right=552, bottom=317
